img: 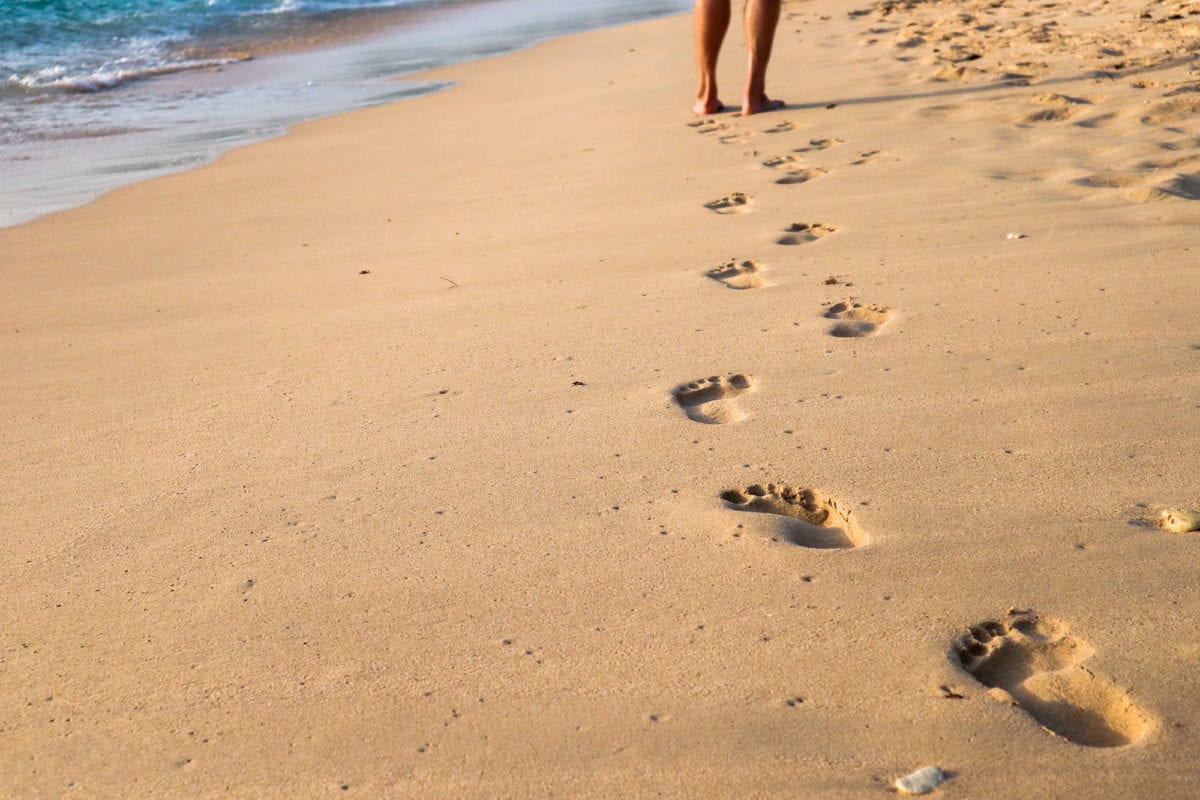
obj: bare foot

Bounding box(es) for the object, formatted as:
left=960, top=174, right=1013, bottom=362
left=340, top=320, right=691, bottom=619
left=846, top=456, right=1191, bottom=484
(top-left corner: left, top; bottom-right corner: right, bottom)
left=693, top=98, right=726, bottom=115
left=742, top=97, right=785, bottom=116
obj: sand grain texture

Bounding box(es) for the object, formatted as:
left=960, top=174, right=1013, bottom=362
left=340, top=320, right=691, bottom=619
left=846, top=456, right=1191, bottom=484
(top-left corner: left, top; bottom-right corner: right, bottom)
left=2, top=0, right=1200, bottom=797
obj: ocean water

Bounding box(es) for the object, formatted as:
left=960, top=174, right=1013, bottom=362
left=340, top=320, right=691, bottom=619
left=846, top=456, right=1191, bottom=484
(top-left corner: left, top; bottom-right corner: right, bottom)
left=0, top=0, right=690, bottom=227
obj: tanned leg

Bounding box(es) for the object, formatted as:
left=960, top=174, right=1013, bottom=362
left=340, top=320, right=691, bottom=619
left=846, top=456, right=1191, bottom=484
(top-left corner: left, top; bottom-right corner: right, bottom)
left=742, top=0, right=784, bottom=115
left=694, top=0, right=731, bottom=115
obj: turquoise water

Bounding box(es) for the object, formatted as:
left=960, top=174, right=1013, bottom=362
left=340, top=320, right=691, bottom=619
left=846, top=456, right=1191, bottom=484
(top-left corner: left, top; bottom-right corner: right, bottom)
left=2, top=0, right=467, bottom=94
left=0, top=0, right=690, bottom=227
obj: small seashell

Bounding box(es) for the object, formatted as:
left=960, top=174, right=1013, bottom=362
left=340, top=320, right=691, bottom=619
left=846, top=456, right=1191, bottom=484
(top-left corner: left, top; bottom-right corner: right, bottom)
left=1006, top=232, right=1027, bottom=240
left=1160, top=509, right=1200, bottom=533
left=894, top=765, right=946, bottom=795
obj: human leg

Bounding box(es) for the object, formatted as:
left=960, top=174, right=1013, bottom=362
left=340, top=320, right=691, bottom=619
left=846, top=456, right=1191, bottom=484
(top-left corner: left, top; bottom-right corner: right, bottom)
left=742, top=0, right=784, bottom=115
left=694, top=0, right=731, bottom=115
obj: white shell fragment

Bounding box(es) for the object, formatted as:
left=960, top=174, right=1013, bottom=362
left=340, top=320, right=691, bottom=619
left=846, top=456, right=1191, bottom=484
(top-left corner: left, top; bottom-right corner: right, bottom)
left=894, top=765, right=947, bottom=795
left=1160, top=509, right=1200, bottom=533
left=1006, top=232, right=1027, bottom=240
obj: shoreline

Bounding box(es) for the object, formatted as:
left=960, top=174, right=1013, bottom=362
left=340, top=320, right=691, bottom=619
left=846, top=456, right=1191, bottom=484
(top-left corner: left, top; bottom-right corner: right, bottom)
left=3, top=0, right=1200, bottom=796
left=0, top=0, right=689, bottom=230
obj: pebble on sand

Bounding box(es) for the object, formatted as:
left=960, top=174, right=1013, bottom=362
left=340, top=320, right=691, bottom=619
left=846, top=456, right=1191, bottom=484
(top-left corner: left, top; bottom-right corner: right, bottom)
left=894, top=765, right=947, bottom=795
left=1160, top=509, right=1200, bottom=533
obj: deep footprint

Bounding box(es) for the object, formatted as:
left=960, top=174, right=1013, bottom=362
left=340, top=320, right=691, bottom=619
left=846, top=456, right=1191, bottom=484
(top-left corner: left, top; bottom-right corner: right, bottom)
left=956, top=610, right=1152, bottom=748
left=775, top=166, right=829, bottom=186
left=673, top=374, right=755, bottom=424
left=1020, top=107, right=1073, bottom=124
left=824, top=301, right=891, bottom=337
left=705, top=193, right=753, bottom=214
left=720, top=483, right=866, bottom=549
left=707, top=259, right=764, bottom=290
left=777, top=222, right=836, bottom=246
left=762, top=154, right=802, bottom=170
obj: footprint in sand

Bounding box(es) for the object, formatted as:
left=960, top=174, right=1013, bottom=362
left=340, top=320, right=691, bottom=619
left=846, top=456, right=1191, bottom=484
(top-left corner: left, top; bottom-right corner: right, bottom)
left=1075, top=112, right=1118, bottom=129
left=1033, top=93, right=1093, bottom=108
left=688, top=118, right=731, bottom=135
left=673, top=374, right=755, bottom=424
left=933, top=64, right=988, bottom=82
left=794, top=138, right=844, bottom=153
left=762, top=154, right=803, bottom=169
left=850, top=150, right=883, bottom=166
left=720, top=483, right=867, bottom=549
left=824, top=301, right=891, bottom=337
left=956, top=610, right=1153, bottom=747
left=1137, top=153, right=1200, bottom=171
left=1019, top=107, right=1074, bottom=124
left=777, top=222, right=836, bottom=246
left=707, top=259, right=765, bottom=290
left=1160, top=135, right=1200, bottom=152
left=995, top=71, right=1036, bottom=87
left=1014, top=93, right=1093, bottom=125
left=1142, top=97, right=1200, bottom=129
left=1072, top=171, right=1194, bottom=204
left=776, top=166, right=829, bottom=185
left=1074, top=172, right=1148, bottom=190
left=705, top=193, right=753, bottom=215
left=764, top=119, right=797, bottom=134
left=763, top=155, right=829, bottom=185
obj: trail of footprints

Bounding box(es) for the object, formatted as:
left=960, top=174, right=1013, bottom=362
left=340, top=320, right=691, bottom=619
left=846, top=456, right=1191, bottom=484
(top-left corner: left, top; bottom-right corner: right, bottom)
left=686, top=112, right=890, bottom=556
left=675, top=28, right=1164, bottom=756
left=854, top=0, right=1200, bottom=205
left=910, top=16, right=1200, bottom=204
left=984, top=85, right=1200, bottom=203
left=683, top=121, right=886, bottom=557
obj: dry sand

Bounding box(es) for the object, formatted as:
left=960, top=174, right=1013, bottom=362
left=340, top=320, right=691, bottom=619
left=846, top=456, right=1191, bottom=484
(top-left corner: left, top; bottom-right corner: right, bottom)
left=3, top=0, right=1200, bottom=796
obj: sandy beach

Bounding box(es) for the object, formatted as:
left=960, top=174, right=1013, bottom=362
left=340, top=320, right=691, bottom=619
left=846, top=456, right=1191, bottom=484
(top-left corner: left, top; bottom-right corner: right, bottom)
left=3, top=0, right=1200, bottom=796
